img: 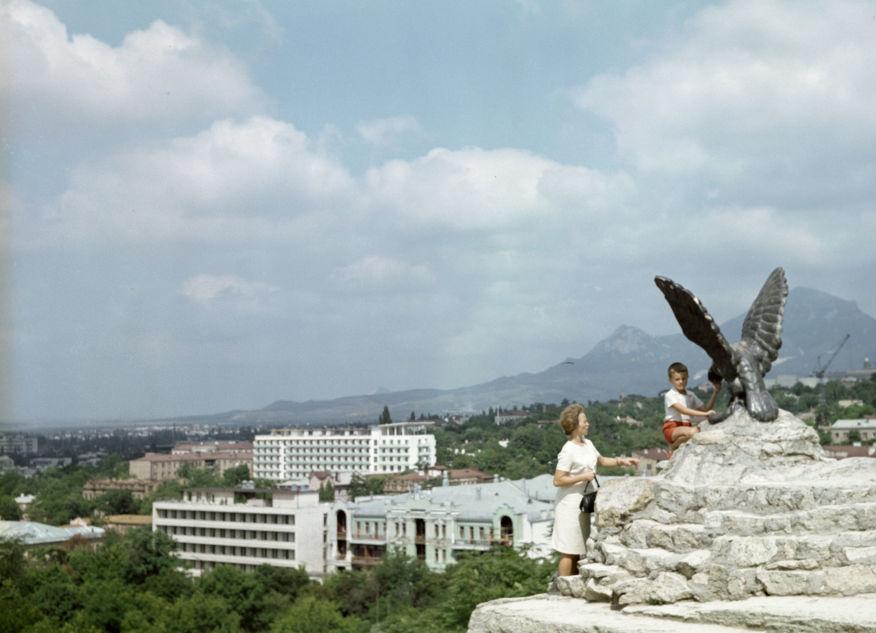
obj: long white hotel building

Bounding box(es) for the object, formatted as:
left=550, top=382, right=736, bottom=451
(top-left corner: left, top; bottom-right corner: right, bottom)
left=153, top=487, right=331, bottom=577
left=253, top=421, right=437, bottom=482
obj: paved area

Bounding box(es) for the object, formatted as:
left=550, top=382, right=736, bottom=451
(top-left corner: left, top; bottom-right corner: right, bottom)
left=467, top=593, right=876, bottom=633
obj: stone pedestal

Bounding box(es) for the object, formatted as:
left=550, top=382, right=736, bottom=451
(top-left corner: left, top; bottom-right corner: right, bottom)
left=557, top=408, right=876, bottom=608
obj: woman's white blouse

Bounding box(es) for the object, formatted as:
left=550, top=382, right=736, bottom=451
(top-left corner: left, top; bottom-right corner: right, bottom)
left=554, top=439, right=600, bottom=504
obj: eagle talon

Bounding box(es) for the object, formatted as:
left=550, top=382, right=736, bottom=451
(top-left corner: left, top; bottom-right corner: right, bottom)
left=708, top=407, right=734, bottom=424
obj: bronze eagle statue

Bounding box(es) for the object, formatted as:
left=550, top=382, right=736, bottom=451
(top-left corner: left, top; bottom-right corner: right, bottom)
left=654, top=267, right=788, bottom=422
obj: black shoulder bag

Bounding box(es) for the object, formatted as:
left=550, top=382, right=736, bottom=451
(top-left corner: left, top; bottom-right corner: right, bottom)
left=579, top=475, right=599, bottom=513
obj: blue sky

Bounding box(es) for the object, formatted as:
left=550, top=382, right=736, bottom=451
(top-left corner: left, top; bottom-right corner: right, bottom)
left=3, top=0, right=876, bottom=423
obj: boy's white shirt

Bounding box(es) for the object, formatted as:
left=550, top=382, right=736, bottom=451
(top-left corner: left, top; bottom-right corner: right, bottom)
left=664, top=387, right=706, bottom=424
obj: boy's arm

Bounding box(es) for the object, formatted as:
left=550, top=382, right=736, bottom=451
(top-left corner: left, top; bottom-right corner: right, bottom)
left=700, top=382, right=721, bottom=411
left=670, top=402, right=715, bottom=417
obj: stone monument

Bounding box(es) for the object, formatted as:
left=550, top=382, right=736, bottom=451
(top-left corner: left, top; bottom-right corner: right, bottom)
left=563, top=408, right=876, bottom=607
left=468, top=270, right=876, bottom=632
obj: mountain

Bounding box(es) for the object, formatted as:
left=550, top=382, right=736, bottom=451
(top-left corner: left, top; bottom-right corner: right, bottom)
left=170, top=287, right=876, bottom=427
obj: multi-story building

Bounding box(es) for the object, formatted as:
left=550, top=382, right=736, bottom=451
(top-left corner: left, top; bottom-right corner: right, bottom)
left=0, top=433, right=38, bottom=456
left=332, top=475, right=556, bottom=573
left=152, top=487, right=331, bottom=578
left=172, top=441, right=253, bottom=456
left=130, top=443, right=252, bottom=481
left=830, top=417, right=876, bottom=443
left=82, top=478, right=160, bottom=500
left=631, top=448, right=672, bottom=476
left=383, top=467, right=494, bottom=493
left=253, top=422, right=436, bottom=482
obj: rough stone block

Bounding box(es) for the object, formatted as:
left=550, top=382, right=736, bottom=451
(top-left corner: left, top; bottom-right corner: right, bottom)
left=648, top=522, right=707, bottom=552
left=844, top=546, right=876, bottom=565
left=594, top=477, right=656, bottom=528
left=824, top=565, right=876, bottom=595
left=556, top=573, right=587, bottom=599
left=675, top=549, right=711, bottom=578
left=619, top=519, right=658, bottom=549
left=853, top=503, right=876, bottom=530
left=756, top=569, right=825, bottom=596
left=713, top=535, right=783, bottom=567
left=800, top=505, right=861, bottom=532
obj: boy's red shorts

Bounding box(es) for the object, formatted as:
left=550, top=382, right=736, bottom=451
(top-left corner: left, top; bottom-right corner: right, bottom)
left=663, top=420, right=692, bottom=444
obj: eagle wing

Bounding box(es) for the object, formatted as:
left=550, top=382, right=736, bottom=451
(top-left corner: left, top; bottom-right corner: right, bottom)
left=740, top=267, right=788, bottom=375
left=654, top=275, right=737, bottom=381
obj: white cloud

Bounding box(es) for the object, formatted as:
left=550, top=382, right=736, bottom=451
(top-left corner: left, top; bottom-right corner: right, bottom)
left=356, top=115, right=422, bottom=146
left=2, top=0, right=264, bottom=131
left=180, top=274, right=277, bottom=309
left=365, top=146, right=631, bottom=230
left=28, top=117, right=355, bottom=246
left=572, top=0, right=876, bottom=200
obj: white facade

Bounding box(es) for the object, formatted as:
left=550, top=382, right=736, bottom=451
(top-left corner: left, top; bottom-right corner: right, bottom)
left=253, top=422, right=436, bottom=481
left=332, top=475, right=556, bottom=573
left=152, top=488, right=331, bottom=578
left=830, top=417, right=876, bottom=443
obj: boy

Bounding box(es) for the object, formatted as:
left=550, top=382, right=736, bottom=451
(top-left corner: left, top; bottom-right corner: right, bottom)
left=663, top=362, right=721, bottom=451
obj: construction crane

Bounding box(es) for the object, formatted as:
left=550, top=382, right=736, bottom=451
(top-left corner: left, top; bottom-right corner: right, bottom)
left=813, top=333, right=851, bottom=379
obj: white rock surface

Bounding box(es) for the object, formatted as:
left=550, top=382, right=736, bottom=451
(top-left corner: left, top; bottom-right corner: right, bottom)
left=562, top=408, right=876, bottom=606
left=467, top=593, right=876, bottom=633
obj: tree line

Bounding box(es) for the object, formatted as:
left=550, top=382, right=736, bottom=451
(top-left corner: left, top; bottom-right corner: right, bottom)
left=0, top=528, right=551, bottom=633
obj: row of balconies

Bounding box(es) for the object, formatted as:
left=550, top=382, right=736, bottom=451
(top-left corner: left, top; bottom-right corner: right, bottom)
left=164, top=534, right=296, bottom=549
left=155, top=511, right=294, bottom=526
left=344, top=534, right=506, bottom=548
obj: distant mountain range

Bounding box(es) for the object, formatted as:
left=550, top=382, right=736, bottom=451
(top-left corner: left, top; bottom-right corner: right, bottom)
left=163, top=286, right=876, bottom=427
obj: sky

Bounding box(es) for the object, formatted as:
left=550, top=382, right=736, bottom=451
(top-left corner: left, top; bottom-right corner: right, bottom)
left=2, top=0, right=876, bottom=424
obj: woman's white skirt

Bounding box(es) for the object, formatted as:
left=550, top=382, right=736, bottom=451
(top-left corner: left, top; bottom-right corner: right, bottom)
left=552, top=493, right=591, bottom=555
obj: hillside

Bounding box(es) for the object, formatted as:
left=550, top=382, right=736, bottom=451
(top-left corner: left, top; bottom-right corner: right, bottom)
left=163, top=286, right=876, bottom=426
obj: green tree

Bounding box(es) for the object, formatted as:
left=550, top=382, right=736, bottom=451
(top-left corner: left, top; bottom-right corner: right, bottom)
left=270, top=596, right=361, bottom=633
left=166, top=592, right=244, bottom=633
left=312, top=568, right=372, bottom=618
left=349, top=474, right=387, bottom=499
left=0, top=578, right=45, bottom=633
left=30, top=476, right=92, bottom=525
left=29, top=568, right=82, bottom=626
left=178, top=464, right=220, bottom=487
left=379, top=406, right=393, bottom=425
left=0, top=495, right=21, bottom=520
left=121, top=527, right=179, bottom=585
left=0, top=539, right=27, bottom=584
left=0, top=471, right=25, bottom=497
left=372, top=547, right=445, bottom=615
left=221, top=465, right=251, bottom=488
left=77, top=578, right=136, bottom=633
left=252, top=564, right=311, bottom=601
left=438, top=547, right=553, bottom=630
left=95, top=489, right=140, bottom=516
left=318, top=480, right=335, bottom=501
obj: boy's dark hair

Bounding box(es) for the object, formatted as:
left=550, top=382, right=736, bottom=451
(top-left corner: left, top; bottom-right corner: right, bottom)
left=668, top=362, right=688, bottom=378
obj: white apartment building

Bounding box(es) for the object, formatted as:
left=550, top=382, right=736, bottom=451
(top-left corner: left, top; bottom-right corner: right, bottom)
left=152, top=487, right=332, bottom=578
left=253, top=422, right=437, bottom=482
left=332, top=475, right=557, bottom=573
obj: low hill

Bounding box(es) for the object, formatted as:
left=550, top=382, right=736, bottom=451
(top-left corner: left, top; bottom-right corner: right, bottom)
left=188, top=286, right=874, bottom=426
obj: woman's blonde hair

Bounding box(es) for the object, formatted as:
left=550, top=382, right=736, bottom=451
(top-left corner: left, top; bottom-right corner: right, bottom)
left=559, top=403, right=585, bottom=436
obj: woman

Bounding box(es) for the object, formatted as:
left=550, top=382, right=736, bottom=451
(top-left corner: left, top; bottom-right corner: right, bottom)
left=552, top=403, right=638, bottom=576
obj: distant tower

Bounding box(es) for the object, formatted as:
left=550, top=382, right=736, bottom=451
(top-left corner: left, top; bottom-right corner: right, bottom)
left=865, top=357, right=872, bottom=370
